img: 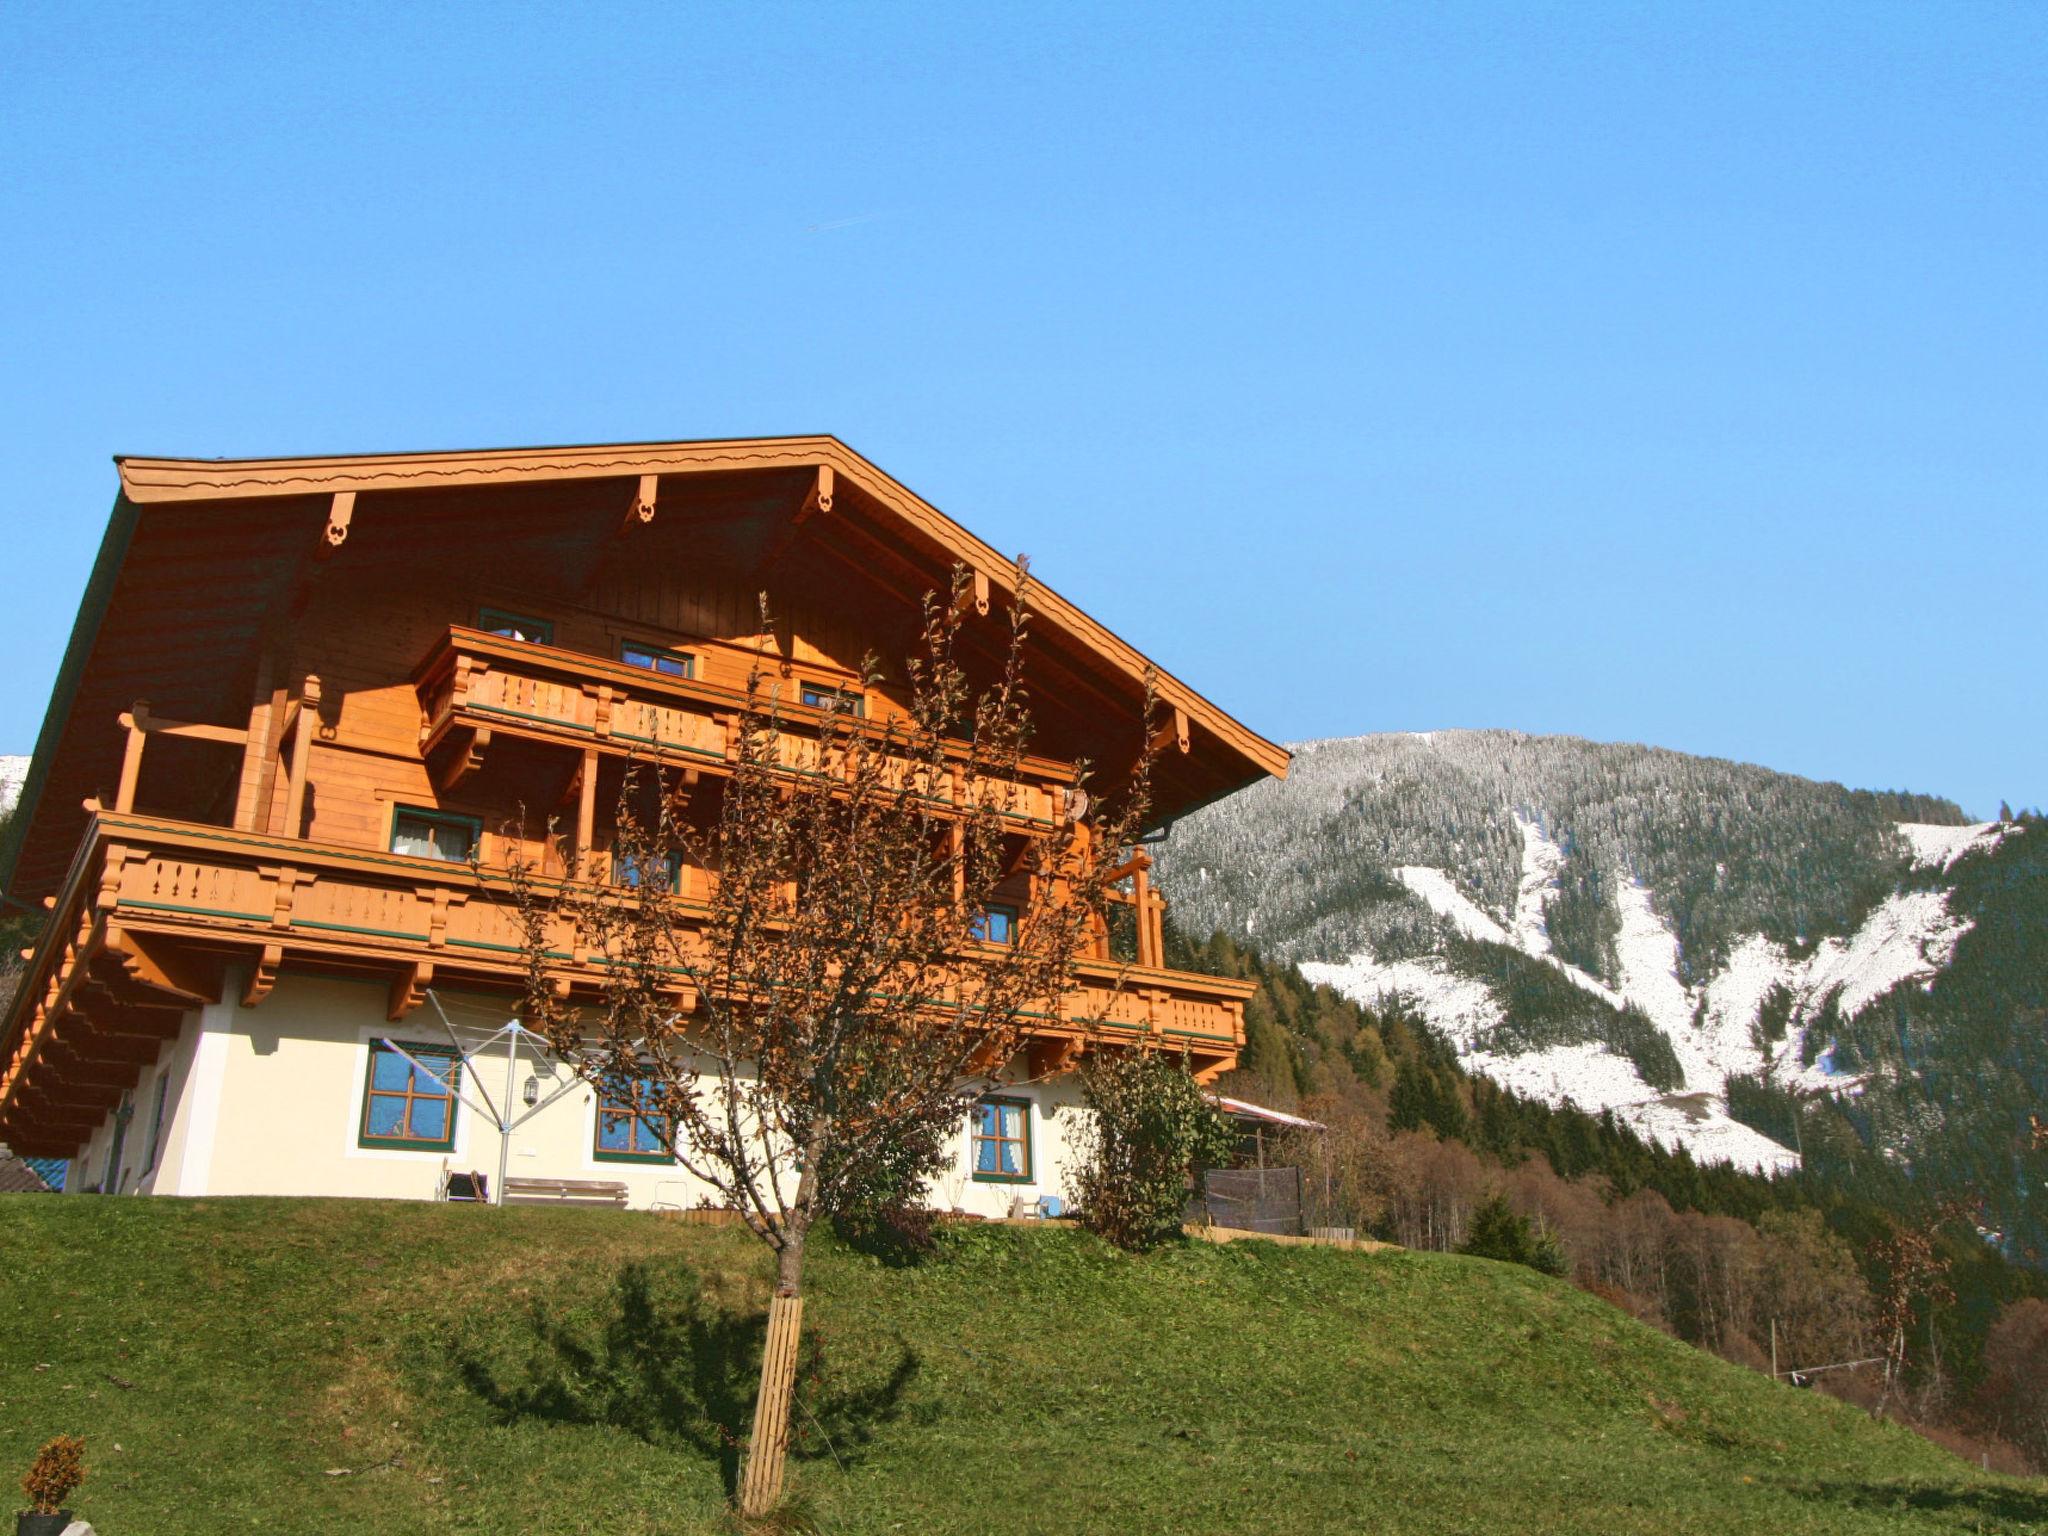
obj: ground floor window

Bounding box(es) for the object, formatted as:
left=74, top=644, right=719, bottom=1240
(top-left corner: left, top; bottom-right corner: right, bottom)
left=595, top=1076, right=674, bottom=1164
left=971, top=1096, right=1032, bottom=1183
left=360, top=1040, right=461, bottom=1152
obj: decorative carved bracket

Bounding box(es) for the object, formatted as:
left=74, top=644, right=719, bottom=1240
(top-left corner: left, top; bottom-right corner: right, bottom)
left=1148, top=707, right=1191, bottom=757
left=316, top=491, right=356, bottom=559
left=620, top=473, right=659, bottom=533
left=1027, top=1035, right=1085, bottom=1080
left=387, top=961, right=433, bottom=1022
left=242, top=943, right=284, bottom=1008
left=258, top=865, right=318, bottom=930
left=435, top=726, right=491, bottom=794
left=415, top=887, right=469, bottom=948
left=952, top=569, right=991, bottom=618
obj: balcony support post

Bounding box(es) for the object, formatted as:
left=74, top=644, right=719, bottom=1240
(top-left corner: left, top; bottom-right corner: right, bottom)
left=284, top=676, right=322, bottom=839
left=1132, top=859, right=1158, bottom=969
left=576, top=747, right=598, bottom=875
left=114, top=704, right=150, bottom=814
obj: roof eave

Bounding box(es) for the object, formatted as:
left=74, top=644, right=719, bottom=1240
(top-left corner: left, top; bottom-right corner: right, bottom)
left=115, top=435, right=1292, bottom=784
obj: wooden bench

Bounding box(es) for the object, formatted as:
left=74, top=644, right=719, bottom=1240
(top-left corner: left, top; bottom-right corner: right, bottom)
left=501, top=1176, right=630, bottom=1208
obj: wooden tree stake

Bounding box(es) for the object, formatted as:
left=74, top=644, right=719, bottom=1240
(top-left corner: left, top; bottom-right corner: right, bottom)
left=738, top=1293, right=805, bottom=1515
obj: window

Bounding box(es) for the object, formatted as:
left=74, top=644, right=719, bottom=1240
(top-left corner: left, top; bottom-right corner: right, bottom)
left=141, top=1071, right=171, bottom=1176
left=971, top=903, right=1018, bottom=945
left=360, top=1040, right=461, bottom=1152
left=619, top=640, right=694, bottom=679
left=971, top=1097, right=1032, bottom=1183
left=799, top=681, right=864, bottom=716
left=614, top=850, right=681, bottom=892
left=391, top=806, right=481, bottom=863
left=479, top=607, right=553, bottom=644
left=595, top=1076, right=674, bottom=1164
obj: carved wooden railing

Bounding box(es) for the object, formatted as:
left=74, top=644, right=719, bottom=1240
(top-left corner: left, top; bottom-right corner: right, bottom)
left=414, top=627, right=1073, bottom=827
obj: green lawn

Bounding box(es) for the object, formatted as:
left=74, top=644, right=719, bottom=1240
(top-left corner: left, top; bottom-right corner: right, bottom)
left=1, top=1196, right=2042, bottom=1534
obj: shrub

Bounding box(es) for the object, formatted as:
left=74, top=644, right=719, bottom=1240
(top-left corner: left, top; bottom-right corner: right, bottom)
left=21, top=1434, right=85, bottom=1516
left=1074, top=1050, right=1235, bottom=1252
left=828, top=1115, right=946, bottom=1265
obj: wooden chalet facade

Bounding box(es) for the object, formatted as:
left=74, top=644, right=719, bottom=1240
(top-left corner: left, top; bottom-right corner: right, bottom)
left=0, top=437, right=1286, bottom=1211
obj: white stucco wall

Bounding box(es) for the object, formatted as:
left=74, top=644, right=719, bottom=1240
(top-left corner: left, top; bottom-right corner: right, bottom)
left=62, top=966, right=1093, bottom=1218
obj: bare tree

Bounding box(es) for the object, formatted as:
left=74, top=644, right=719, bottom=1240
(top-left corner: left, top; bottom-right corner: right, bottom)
left=507, top=564, right=1153, bottom=1513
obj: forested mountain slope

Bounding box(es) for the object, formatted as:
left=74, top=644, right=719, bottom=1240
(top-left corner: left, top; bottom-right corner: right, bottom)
left=1156, top=732, right=2046, bottom=1262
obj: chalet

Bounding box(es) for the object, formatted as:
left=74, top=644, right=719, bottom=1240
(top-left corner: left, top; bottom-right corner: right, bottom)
left=0, top=437, right=1287, bottom=1213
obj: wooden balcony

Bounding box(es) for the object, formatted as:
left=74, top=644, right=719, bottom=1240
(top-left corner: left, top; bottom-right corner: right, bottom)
left=0, top=811, right=1251, bottom=1155
left=414, top=626, right=1075, bottom=827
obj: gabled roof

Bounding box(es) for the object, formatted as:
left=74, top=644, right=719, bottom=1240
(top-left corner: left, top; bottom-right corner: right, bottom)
left=4, top=434, right=1289, bottom=899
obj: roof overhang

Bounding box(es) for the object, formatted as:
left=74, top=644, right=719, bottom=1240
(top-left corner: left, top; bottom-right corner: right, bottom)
left=3, top=434, right=1289, bottom=901
left=113, top=434, right=1289, bottom=783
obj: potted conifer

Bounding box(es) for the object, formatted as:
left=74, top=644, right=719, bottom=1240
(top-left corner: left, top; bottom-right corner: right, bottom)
left=17, top=1434, right=84, bottom=1536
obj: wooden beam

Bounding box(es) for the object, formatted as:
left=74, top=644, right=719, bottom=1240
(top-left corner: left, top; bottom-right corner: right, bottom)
left=316, top=491, right=355, bottom=559
left=620, top=473, right=659, bottom=533
left=753, top=464, right=835, bottom=577
left=1149, top=707, right=1190, bottom=757
left=951, top=569, right=991, bottom=618
left=1098, top=850, right=1153, bottom=886
left=105, top=926, right=221, bottom=1007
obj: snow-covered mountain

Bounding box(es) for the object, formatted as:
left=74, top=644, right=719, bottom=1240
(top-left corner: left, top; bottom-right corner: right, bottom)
left=0, top=755, right=27, bottom=817
left=1156, top=731, right=2002, bottom=1176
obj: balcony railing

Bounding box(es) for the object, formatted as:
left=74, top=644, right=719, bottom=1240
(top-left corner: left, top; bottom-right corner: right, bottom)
left=1, top=812, right=1248, bottom=1141
left=415, top=626, right=1075, bottom=827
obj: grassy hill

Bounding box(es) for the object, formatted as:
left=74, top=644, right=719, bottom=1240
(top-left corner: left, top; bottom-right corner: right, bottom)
left=1, top=1197, right=2041, bottom=1535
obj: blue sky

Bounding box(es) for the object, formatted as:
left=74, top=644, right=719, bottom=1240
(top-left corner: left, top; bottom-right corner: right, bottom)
left=2, top=3, right=2042, bottom=818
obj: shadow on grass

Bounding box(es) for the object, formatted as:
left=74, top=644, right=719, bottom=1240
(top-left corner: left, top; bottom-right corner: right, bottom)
left=1784, top=1477, right=2048, bottom=1528
left=450, top=1260, right=919, bottom=1494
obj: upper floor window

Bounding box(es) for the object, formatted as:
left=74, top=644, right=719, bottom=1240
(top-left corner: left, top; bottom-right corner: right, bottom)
left=391, top=806, right=480, bottom=864
left=620, top=640, right=695, bottom=679
left=614, top=849, right=681, bottom=892
left=971, top=903, right=1018, bottom=945
left=800, top=681, right=864, bottom=716
left=479, top=607, right=553, bottom=644
left=595, top=1075, right=674, bottom=1164
left=971, top=1096, right=1032, bottom=1183
left=360, top=1040, right=461, bottom=1152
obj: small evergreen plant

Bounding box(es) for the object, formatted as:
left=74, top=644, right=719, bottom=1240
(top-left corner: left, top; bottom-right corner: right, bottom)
left=1461, top=1195, right=1568, bottom=1277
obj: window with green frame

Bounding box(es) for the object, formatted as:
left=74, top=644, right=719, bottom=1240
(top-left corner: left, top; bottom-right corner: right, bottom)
left=799, top=680, right=864, bottom=716
left=390, top=805, right=481, bottom=863
left=619, top=639, right=695, bottom=678
left=360, top=1040, right=461, bottom=1152
left=970, top=1096, right=1032, bottom=1183
left=595, top=1076, right=674, bottom=1164
left=971, top=903, right=1018, bottom=945
left=479, top=607, right=553, bottom=644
